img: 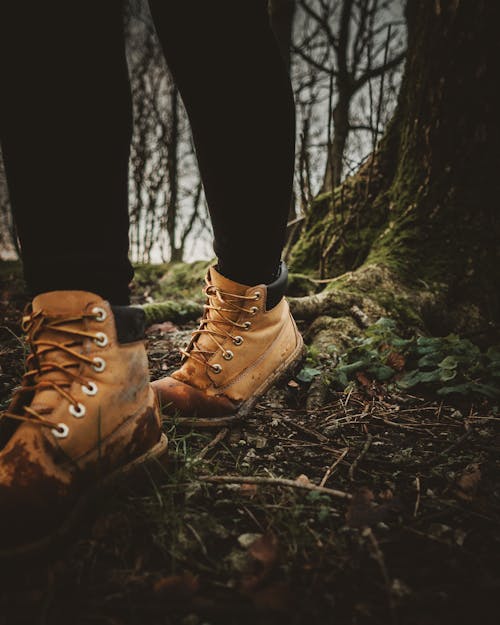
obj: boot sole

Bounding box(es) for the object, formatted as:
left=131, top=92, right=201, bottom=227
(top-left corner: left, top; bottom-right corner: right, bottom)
left=174, top=333, right=305, bottom=427
left=0, top=432, right=168, bottom=560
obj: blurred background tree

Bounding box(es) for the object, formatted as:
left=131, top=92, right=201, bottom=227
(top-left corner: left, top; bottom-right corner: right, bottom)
left=0, top=0, right=406, bottom=265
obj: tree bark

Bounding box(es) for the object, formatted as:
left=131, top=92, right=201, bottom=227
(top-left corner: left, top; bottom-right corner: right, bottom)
left=290, top=0, right=500, bottom=334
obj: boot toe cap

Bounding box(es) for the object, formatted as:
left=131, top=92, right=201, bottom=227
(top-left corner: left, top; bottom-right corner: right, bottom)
left=152, top=376, right=237, bottom=418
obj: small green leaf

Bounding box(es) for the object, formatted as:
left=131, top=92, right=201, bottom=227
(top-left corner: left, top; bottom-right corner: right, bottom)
left=297, top=367, right=322, bottom=383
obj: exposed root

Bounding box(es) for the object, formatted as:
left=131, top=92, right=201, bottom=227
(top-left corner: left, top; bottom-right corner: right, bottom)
left=142, top=300, right=203, bottom=326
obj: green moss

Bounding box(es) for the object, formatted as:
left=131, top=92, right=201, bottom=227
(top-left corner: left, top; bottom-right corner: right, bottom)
left=133, top=263, right=171, bottom=287
left=289, top=171, right=391, bottom=279
left=137, top=259, right=213, bottom=301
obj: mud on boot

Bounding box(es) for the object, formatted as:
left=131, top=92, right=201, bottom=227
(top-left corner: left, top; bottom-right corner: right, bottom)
left=0, top=291, right=167, bottom=558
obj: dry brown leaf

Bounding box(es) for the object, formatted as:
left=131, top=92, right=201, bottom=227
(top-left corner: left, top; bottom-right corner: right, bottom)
left=454, top=463, right=481, bottom=501
left=153, top=572, right=199, bottom=598
left=356, top=371, right=372, bottom=387
left=248, top=532, right=279, bottom=568
left=146, top=321, right=178, bottom=335
left=346, top=487, right=399, bottom=528
left=386, top=351, right=406, bottom=371
left=241, top=532, right=279, bottom=592
left=295, top=474, right=311, bottom=486
left=239, top=483, right=258, bottom=497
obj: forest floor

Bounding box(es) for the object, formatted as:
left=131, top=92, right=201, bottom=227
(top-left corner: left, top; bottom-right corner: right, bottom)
left=0, top=263, right=498, bottom=625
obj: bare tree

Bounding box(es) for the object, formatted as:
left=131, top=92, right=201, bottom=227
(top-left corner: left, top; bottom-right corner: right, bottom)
left=125, top=1, right=209, bottom=264
left=294, top=0, right=406, bottom=191
left=0, top=153, right=18, bottom=260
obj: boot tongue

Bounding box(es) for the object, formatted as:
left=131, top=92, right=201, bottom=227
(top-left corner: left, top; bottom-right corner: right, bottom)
left=29, top=291, right=104, bottom=414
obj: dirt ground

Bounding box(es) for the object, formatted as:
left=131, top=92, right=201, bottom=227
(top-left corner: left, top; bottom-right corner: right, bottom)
left=0, top=266, right=498, bottom=625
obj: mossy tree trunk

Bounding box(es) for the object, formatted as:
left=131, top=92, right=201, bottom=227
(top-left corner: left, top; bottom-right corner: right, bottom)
left=289, top=0, right=500, bottom=336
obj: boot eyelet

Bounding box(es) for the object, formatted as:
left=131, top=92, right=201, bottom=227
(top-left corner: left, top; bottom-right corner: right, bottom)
left=223, top=350, right=234, bottom=361
left=92, top=306, right=107, bottom=322
left=254, top=292, right=261, bottom=300
left=233, top=336, right=243, bottom=346
left=211, top=364, right=222, bottom=373
left=243, top=321, right=252, bottom=330
left=52, top=423, right=69, bottom=439
left=94, top=332, right=108, bottom=347
left=81, top=381, right=98, bottom=396
left=92, top=357, right=106, bottom=372
left=69, top=402, right=86, bottom=418
left=250, top=306, right=259, bottom=315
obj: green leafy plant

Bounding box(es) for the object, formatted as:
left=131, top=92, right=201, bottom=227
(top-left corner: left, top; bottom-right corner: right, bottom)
left=327, top=318, right=500, bottom=399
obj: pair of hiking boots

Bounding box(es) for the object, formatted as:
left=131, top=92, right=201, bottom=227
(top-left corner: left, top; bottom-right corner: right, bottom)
left=0, top=264, right=303, bottom=556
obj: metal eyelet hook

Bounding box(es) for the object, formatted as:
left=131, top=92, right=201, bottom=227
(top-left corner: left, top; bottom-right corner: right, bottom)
left=223, top=350, right=234, bottom=361
left=211, top=364, right=222, bottom=373
left=233, top=336, right=244, bottom=346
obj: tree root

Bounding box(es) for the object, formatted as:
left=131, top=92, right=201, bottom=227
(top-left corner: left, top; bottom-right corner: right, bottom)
left=142, top=300, right=203, bottom=326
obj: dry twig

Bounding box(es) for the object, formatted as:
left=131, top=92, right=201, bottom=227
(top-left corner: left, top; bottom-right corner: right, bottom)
left=199, top=474, right=351, bottom=500
left=349, top=433, right=373, bottom=481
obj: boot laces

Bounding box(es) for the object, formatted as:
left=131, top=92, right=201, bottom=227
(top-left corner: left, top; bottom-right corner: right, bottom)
left=0, top=307, right=107, bottom=436
left=180, top=281, right=260, bottom=373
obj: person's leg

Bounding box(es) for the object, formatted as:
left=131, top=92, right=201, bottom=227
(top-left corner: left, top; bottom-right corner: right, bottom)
left=0, top=2, right=165, bottom=556
left=150, top=1, right=303, bottom=419
left=0, top=1, right=133, bottom=305
left=148, top=0, right=296, bottom=286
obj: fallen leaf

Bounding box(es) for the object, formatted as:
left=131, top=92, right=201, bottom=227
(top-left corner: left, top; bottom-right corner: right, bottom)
left=386, top=351, right=406, bottom=371
left=241, top=532, right=279, bottom=592
left=153, top=572, right=199, bottom=598
left=146, top=321, right=178, bottom=335
left=295, top=474, right=311, bottom=486
left=346, top=487, right=399, bottom=528
left=454, top=463, right=481, bottom=501
left=239, top=483, right=258, bottom=497
left=356, top=372, right=372, bottom=387
left=248, top=532, right=279, bottom=568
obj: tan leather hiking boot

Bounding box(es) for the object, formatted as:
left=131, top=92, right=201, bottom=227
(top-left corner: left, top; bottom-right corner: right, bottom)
left=153, top=263, right=303, bottom=421
left=0, top=291, right=166, bottom=557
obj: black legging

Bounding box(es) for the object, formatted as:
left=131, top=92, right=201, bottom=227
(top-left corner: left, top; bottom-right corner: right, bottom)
left=0, top=1, right=295, bottom=304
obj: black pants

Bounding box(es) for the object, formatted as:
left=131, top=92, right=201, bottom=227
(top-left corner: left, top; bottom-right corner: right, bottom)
left=0, top=1, right=295, bottom=304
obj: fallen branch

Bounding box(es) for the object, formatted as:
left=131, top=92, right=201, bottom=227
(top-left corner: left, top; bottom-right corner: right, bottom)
left=349, top=433, right=373, bottom=481
left=320, top=447, right=349, bottom=487
left=173, top=415, right=240, bottom=428
left=199, top=474, right=351, bottom=500
left=195, top=428, right=229, bottom=462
